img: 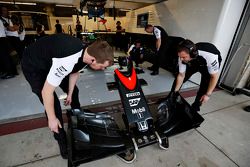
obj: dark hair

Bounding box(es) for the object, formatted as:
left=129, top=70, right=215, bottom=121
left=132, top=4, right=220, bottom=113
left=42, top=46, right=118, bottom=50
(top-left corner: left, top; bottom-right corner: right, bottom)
left=135, top=39, right=141, bottom=44
left=0, top=5, right=7, bottom=14
left=177, top=39, right=198, bottom=58
left=87, top=39, right=114, bottom=65
left=11, top=15, right=20, bottom=25
left=116, top=21, right=121, bottom=24
left=144, top=24, right=153, bottom=30
left=36, top=24, right=43, bottom=33
left=56, top=19, right=59, bottom=23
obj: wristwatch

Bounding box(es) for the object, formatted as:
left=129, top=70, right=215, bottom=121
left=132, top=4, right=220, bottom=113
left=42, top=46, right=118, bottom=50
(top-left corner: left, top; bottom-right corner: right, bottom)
left=205, top=93, right=211, bottom=97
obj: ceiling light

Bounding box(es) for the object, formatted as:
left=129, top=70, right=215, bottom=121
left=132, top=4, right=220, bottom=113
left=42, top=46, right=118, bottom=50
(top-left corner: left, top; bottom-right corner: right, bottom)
left=0, top=2, right=36, bottom=5
left=55, top=4, right=75, bottom=8
left=119, top=9, right=132, bottom=12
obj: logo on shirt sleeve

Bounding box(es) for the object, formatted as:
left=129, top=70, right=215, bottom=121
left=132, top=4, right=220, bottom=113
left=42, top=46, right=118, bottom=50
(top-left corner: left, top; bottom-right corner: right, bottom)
left=211, top=60, right=218, bottom=67
left=55, top=66, right=68, bottom=78
left=210, top=60, right=219, bottom=72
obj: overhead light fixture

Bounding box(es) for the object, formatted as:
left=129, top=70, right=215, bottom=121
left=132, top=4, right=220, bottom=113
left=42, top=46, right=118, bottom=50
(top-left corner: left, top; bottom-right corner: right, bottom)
left=9, top=11, right=48, bottom=15
left=119, top=9, right=132, bottom=12
left=0, top=1, right=36, bottom=5
left=55, top=4, right=75, bottom=8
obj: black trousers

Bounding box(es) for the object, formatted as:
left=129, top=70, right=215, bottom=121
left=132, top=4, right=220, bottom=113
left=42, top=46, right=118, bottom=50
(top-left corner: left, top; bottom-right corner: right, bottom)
left=152, top=42, right=169, bottom=72
left=7, top=36, right=23, bottom=58
left=171, top=59, right=211, bottom=106
left=76, top=32, right=82, bottom=40
left=0, top=37, right=17, bottom=74
left=21, top=61, right=80, bottom=143
left=115, top=34, right=124, bottom=50
left=130, top=52, right=143, bottom=66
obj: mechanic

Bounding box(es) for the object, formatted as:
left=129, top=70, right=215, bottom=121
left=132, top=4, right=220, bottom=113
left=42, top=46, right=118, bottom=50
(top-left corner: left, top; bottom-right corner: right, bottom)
left=171, top=39, right=222, bottom=112
left=127, top=39, right=144, bottom=68
left=145, top=24, right=169, bottom=75
left=21, top=33, right=114, bottom=159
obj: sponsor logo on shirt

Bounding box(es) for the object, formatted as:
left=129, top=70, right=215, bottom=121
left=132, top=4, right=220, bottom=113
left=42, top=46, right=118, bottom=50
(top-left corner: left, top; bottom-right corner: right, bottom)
left=211, top=60, right=219, bottom=71
left=155, top=31, right=159, bottom=36
left=211, top=60, right=218, bottom=67
left=54, top=66, right=67, bottom=78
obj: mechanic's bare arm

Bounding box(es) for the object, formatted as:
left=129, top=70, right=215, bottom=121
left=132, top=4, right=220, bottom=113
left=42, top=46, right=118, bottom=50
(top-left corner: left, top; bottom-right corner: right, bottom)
left=7, top=25, right=19, bottom=31
left=206, top=73, right=219, bottom=96
left=200, top=72, right=219, bottom=104
left=64, top=72, right=79, bottom=106
left=174, top=72, right=185, bottom=92
left=156, top=38, right=161, bottom=51
left=42, top=80, right=62, bottom=133
left=140, top=53, right=143, bottom=59
left=68, top=72, right=79, bottom=97
left=127, top=49, right=132, bottom=56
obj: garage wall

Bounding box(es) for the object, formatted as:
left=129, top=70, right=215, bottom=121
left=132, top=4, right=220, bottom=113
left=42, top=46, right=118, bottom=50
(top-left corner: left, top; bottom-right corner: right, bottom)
left=126, top=0, right=224, bottom=42
left=72, top=15, right=127, bottom=32
left=49, top=17, right=74, bottom=34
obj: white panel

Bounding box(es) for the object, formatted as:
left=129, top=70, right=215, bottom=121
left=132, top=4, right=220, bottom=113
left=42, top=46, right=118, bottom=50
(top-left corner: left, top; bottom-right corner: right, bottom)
left=212, top=0, right=247, bottom=75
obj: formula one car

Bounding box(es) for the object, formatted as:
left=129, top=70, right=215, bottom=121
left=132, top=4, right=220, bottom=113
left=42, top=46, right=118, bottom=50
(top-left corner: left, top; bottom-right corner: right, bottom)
left=66, top=61, right=204, bottom=167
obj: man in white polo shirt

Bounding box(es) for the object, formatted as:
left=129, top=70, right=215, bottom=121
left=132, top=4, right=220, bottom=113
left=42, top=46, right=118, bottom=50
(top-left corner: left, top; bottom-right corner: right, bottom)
left=21, top=34, right=114, bottom=159
left=172, top=39, right=222, bottom=112
left=0, top=6, right=22, bottom=59
left=145, top=24, right=169, bottom=75
left=0, top=6, right=18, bottom=79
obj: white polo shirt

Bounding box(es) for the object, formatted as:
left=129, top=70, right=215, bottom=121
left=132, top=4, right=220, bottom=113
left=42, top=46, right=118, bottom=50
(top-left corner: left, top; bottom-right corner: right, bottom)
left=47, top=49, right=83, bottom=87
left=0, top=19, right=6, bottom=37
left=153, top=27, right=161, bottom=39
left=1, top=16, right=19, bottom=37
left=19, top=28, right=25, bottom=41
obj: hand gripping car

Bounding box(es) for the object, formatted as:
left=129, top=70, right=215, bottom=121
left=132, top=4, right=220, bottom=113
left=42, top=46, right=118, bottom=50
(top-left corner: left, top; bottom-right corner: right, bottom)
left=66, top=61, right=204, bottom=167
